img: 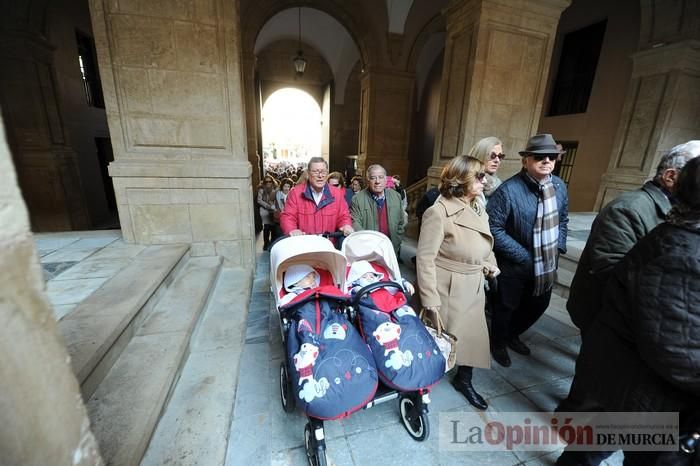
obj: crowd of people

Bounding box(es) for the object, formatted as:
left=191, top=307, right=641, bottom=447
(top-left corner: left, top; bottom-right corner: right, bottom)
left=257, top=157, right=407, bottom=250
left=258, top=135, right=700, bottom=465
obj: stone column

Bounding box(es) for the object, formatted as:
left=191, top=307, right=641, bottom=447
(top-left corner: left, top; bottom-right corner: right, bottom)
left=88, top=0, right=255, bottom=266
left=241, top=51, right=262, bottom=231
left=358, top=69, right=415, bottom=180
left=0, top=30, right=90, bottom=231
left=429, top=0, right=570, bottom=185
left=594, top=3, right=700, bottom=209
left=0, top=109, right=102, bottom=465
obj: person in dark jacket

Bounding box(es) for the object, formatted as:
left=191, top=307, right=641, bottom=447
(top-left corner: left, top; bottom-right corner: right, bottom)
left=556, top=156, right=700, bottom=466
left=486, top=134, right=569, bottom=367
left=567, top=140, right=700, bottom=334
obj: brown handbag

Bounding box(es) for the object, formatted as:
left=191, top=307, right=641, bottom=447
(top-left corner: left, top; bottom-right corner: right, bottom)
left=419, top=308, right=458, bottom=373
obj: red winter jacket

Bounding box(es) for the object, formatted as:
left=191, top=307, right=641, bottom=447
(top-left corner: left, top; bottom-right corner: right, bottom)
left=280, top=183, right=352, bottom=235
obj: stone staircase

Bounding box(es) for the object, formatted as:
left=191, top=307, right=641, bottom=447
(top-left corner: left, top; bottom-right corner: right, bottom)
left=55, top=244, right=252, bottom=465
left=553, top=244, right=583, bottom=299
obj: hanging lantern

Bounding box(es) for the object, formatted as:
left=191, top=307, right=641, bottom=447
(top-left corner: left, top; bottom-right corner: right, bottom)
left=293, top=8, right=306, bottom=78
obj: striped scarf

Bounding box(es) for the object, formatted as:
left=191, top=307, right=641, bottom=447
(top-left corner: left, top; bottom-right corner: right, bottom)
left=532, top=178, right=559, bottom=296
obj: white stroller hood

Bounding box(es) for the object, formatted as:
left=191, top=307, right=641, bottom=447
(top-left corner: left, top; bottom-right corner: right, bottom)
left=270, top=235, right=347, bottom=305
left=341, top=231, right=402, bottom=281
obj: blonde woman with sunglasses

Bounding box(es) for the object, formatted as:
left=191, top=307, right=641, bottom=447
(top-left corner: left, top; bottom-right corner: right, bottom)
left=468, top=136, right=506, bottom=205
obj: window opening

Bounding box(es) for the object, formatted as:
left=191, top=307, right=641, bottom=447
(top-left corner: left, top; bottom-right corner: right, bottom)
left=553, top=141, right=578, bottom=185
left=548, top=20, right=606, bottom=116
left=76, top=30, right=105, bottom=108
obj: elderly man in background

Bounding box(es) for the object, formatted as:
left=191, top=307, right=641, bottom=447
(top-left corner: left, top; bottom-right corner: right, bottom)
left=487, top=134, right=569, bottom=368
left=350, top=164, right=405, bottom=254
left=280, top=157, right=354, bottom=238
left=567, top=140, right=700, bottom=335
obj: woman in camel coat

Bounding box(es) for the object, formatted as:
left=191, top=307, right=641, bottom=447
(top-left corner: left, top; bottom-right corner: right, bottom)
left=417, top=155, right=499, bottom=410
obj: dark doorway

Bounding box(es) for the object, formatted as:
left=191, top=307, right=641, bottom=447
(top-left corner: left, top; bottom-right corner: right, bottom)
left=95, top=137, right=119, bottom=227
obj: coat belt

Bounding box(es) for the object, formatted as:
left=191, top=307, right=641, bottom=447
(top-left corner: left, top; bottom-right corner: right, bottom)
left=434, top=256, right=483, bottom=274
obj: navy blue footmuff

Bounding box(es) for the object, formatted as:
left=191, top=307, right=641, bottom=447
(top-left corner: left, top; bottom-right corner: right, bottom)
left=284, top=287, right=378, bottom=420
left=354, top=283, right=445, bottom=392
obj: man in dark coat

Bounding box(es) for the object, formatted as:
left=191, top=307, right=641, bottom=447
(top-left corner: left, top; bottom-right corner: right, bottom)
left=556, top=156, right=700, bottom=466
left=567, top=140, right=700, bottom=334
left=487, top=134, right=569, bottom=367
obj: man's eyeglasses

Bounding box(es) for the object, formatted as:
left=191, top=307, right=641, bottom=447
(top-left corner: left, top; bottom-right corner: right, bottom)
left=489, top=152, right=506, bottom=160
left=309, top=170, right=328, bottom=177
left=531, top=154, right=558, bottom=162
left=476, top=172, right=486, bottom=182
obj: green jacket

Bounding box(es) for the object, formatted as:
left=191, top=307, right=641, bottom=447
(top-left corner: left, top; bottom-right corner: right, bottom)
left=567, top=181, right=672, bottom=333
left=350, top=188, right=405, bottom=253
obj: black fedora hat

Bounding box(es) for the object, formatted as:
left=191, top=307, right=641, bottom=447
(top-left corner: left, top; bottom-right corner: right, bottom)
left=519, top=133, right=565, bottom=156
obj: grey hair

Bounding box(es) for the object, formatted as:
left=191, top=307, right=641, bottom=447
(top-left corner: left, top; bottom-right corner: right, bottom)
left=654, top=140, right=700, bottom=179
left=307, top=157, right=328, bottom=171
left=365, top=164, right=386, bottom=178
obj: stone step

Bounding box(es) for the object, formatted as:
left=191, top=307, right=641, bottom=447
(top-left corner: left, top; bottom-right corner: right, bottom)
left=140, top=267, right=253, bottom=466
left=58, top=244, right=189, bottom=398
left=553, top=267, right=574, bottom=299
left=86, top=256, right=222, bottom=466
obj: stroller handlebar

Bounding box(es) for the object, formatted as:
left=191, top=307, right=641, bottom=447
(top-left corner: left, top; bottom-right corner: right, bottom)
left=351, top=280, right=404, bottom=308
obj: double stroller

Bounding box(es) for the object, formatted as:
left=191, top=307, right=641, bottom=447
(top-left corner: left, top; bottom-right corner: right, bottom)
left=270, top=231, right=445, bottom=465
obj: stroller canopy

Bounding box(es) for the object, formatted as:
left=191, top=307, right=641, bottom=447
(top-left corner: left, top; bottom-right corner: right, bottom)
left=270, top=235, right=347, bottom=305
left=341, top=231, right=402, bottom=281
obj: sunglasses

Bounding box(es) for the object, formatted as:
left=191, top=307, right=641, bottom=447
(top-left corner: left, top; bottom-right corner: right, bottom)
left=489, top=152, right=506, bottom=160
left=531, top=154, right=558, bottom=162
left=476, top=172, right=487, bottom=182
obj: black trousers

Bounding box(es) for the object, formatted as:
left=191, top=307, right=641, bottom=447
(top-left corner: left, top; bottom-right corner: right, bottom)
left=490, top=275, right=552, bottom=348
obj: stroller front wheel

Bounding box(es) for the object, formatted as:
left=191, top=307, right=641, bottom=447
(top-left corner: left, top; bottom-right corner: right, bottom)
left=279, top=362, right=295, bottom=413
left=304, top=422, right=327, bottom=466
left=399, top=394, right=430, bottom=441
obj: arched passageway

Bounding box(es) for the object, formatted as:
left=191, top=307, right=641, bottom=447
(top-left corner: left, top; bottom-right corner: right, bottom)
left=261, top=88, right=323, bottom=171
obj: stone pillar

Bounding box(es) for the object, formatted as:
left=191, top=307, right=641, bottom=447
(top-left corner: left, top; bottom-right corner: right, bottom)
left=358, top=69, right=415, bottom=180
left=242, top=52, right=262, bottom=231
left=0, top=30, right=90, bottom=231
left=88, top=0, right=255, bottom=266
left=594, top=14, right=700, bottom=209
left=0, top=109, right=103, bottom=465
left=429, top=0, right=570, bottom=185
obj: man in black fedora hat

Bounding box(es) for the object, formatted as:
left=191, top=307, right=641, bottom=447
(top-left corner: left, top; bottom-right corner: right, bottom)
left=485, top=133, right=569, bottom=367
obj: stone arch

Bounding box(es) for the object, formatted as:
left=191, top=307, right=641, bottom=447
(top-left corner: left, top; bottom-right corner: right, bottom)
left=405, top=13, right=445, bottom=73
left=241, top=0, right=377, bottom=69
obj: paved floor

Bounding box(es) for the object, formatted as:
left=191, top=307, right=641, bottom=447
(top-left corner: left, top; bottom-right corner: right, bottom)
left=34, top=229, right=136, bottom=320
left=225, top=215, right=625, bottom=466
left=34, top=215, right=626, bottom=465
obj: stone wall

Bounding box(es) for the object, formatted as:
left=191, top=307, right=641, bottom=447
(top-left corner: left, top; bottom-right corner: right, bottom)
left=0, top=1, right=94, bottom=231
left=49, top=0, right=113, bottom=227
left=89, top=0, right=255, bottom=266
left=430, top=0, right=571, bottom=185
left=538, top=0, right=640, bottom=211
left=0, top=111, right=102, bottom=465
left=594, top=0, right=700, bottom=209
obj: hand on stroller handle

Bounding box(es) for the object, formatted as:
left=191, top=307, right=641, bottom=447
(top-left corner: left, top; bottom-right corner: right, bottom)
left=268, top=230, right=347, bottom=250
left=288, top=227, right=353, bottom=237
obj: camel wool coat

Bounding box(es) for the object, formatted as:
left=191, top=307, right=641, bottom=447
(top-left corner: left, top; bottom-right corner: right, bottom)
left=417, top=195, right=497, bottom=369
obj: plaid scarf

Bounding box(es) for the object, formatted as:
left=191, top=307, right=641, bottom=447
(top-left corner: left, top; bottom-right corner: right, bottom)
left=532, top=177, right=559, bottom=296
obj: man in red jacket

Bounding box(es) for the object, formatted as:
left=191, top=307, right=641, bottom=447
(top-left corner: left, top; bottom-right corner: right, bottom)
left=280, top=157, right=354, bottom=237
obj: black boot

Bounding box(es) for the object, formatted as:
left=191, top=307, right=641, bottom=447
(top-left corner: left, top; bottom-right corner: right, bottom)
left=491, top=345, right=511, bottom=367
left=451, top=366, right=488, bottom=410
left=262, top=225, right=271, bottom=250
